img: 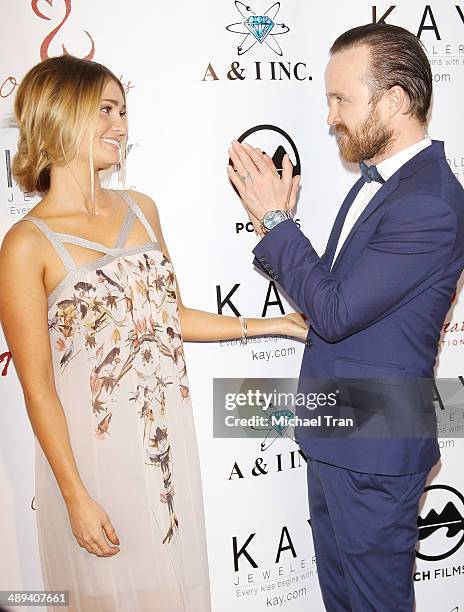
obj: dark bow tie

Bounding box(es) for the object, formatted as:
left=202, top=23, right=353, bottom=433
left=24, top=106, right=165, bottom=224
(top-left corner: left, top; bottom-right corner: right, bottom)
left=359, top=161, right=385, bottom=184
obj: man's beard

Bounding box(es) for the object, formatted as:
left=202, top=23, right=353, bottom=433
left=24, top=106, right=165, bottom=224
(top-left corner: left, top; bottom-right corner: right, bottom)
left=335, top=104, right=393, bottom=163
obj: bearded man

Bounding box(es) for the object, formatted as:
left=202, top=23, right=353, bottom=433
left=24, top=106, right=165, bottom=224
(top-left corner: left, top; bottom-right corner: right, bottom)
left=228, top=23, right=464, bottom=611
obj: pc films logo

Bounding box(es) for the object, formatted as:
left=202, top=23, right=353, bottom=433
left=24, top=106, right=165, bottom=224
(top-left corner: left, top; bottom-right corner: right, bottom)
left=226, top=1, right=290, bottom=56
left=416, top=484, right=464, bottom=562
left=230, top=124, right=301, bottom=214
left=234, top=124, right=301, bottom=177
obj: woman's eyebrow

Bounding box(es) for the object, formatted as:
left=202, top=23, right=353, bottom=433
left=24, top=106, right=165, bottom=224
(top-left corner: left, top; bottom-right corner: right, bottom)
left=101, top=98, right=126, bottom=108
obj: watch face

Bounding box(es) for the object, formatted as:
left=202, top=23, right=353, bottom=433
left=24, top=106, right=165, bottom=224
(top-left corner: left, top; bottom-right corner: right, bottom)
left=263, top=210, right=285, bottom=229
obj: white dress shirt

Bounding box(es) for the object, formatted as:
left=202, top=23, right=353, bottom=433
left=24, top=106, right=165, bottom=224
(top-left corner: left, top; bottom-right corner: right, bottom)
left=330, top=137, right=432, bottom=269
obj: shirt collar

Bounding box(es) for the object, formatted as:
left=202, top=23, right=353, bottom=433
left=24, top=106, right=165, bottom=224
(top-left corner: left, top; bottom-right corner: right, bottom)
left=375, top=137, right=432, bottom=182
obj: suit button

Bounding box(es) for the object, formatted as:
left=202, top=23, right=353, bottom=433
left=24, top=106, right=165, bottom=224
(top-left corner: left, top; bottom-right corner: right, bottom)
left=259, top=256, right=266, bottom=263
left=305, top=337, right=313, bottom=348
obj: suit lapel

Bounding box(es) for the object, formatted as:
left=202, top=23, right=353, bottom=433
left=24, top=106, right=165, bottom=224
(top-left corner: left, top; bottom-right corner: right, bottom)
left=329, top=140, right=446, bottom=273
left=331, top=173, right=401, bottom=272
left=323, top=177, right=364, bottom=268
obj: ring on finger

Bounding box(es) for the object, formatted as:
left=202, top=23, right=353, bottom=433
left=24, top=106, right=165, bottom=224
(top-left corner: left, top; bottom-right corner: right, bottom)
left=239, top=173, right=251, bottom=181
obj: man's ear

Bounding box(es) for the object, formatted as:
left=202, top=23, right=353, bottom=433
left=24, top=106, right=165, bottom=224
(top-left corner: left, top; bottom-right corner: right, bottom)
left=386, top=85, right=409, bottom=118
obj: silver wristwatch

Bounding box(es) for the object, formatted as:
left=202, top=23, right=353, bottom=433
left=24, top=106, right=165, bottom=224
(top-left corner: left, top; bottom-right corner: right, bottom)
left=261, top=210, right=292, bottom=234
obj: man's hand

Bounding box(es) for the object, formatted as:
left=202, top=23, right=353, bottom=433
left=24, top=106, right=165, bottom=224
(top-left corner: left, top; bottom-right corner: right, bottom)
left=228, top=141, right=300, bottom=235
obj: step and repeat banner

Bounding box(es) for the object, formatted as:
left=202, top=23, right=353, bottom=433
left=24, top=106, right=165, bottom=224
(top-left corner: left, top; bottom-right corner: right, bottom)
left=1, top=2, right=463, bottom=611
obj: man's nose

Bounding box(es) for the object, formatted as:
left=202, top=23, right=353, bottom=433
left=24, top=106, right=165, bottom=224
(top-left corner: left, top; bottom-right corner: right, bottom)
left=327, top=107, right=340, bottom=127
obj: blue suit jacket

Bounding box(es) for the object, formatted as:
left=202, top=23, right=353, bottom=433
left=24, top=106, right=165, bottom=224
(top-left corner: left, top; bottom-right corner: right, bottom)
left=253, top=140, right=464, bottom=475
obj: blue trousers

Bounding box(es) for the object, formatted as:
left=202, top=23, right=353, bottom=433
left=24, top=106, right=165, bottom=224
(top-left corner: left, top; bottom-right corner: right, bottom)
left=307, top=458, right=428, bottom=611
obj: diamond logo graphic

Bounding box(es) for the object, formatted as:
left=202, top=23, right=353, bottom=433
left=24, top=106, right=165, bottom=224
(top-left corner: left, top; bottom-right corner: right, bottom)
left=226, top=1, right=290, bottom=56
left=244, top=15, right=275, bottom=43
left=270, top=409, right=294, bottom=436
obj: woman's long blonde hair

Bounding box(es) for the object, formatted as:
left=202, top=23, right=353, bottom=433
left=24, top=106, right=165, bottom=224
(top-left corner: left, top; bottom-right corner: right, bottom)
left=12, top=54, right=126, bottom=195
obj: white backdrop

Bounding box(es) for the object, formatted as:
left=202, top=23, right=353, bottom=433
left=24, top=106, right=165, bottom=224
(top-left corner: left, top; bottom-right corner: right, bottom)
left=0, top=2, right=463, bottom=611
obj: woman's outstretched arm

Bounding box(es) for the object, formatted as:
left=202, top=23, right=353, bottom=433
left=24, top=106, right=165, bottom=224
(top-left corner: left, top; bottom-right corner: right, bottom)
left=175, top=308, right=307, bottom=342
left=128, top=190, right=309, bottom=343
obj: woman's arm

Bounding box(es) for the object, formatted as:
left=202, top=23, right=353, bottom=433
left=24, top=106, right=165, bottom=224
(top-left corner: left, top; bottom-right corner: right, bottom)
left=0, top=222, right=120, bottom=557
left=175, top=308, right=306, bottom=342
left=128, top=190, right=309, bottom=342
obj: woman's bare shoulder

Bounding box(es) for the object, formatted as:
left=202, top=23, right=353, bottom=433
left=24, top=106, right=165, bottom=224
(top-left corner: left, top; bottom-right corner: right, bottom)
left=0, top=219, right=46, bottom=301
left=1, top=216, right=44, bottom=260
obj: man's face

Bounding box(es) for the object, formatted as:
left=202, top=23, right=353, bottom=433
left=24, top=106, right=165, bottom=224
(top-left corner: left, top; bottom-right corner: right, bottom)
left=324, top=44, right=393, bottom=163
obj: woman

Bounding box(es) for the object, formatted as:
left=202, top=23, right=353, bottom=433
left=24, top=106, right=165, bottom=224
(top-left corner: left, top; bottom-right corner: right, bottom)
left=0, top=55, right=307, bottom=611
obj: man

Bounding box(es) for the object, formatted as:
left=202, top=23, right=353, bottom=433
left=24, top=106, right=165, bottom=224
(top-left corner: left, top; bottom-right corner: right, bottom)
left=227, top=24, right=464, bottom=611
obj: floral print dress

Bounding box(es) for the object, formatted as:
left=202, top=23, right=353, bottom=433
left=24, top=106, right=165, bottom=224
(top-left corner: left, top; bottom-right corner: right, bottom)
left=19, top=192, right=210, bottom=612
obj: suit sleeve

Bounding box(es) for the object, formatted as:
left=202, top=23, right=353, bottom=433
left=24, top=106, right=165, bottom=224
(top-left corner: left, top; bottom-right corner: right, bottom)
left=252, top=196, right=458, bottom=342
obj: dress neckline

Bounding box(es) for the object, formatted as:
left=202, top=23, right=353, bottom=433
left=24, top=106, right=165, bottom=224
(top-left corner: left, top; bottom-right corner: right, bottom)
left=46, top=242, right=162, bottom=315
left=17, top=190, right=163, bottom=312
left=25, top=196, right=133, bottom=253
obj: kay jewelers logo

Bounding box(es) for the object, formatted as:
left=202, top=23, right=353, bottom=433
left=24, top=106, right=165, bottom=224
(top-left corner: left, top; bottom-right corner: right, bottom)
left=226, top=1, right=290, bottom=56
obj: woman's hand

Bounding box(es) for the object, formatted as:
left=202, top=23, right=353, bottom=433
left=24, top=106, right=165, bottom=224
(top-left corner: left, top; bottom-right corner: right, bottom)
left=279, top=312, right=309, bottom=341
left=66, top=494, right=121, bottom=557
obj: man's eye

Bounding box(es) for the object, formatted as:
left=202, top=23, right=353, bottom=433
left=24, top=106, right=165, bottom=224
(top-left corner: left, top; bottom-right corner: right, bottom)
left=337, top=97, right=344, bottom=103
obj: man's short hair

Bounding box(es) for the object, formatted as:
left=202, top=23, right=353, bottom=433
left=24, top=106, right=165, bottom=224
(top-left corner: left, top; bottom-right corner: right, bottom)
left=330, top=23, right=432, bottom=124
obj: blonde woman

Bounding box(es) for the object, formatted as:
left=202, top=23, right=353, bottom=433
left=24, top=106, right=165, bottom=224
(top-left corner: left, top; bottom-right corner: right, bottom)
left=0, top=55, right=307, bottom=612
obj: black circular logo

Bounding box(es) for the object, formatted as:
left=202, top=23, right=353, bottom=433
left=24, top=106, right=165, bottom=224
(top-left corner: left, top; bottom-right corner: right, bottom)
left=236, top=124, right=301, bottom=177
left=228, top=124, right=301, bottom=197
left=416, top=484, right=464, bottom=562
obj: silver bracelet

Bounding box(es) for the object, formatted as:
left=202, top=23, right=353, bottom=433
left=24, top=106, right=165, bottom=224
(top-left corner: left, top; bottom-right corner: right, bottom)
left=239, top=316, right=248, bottom=345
